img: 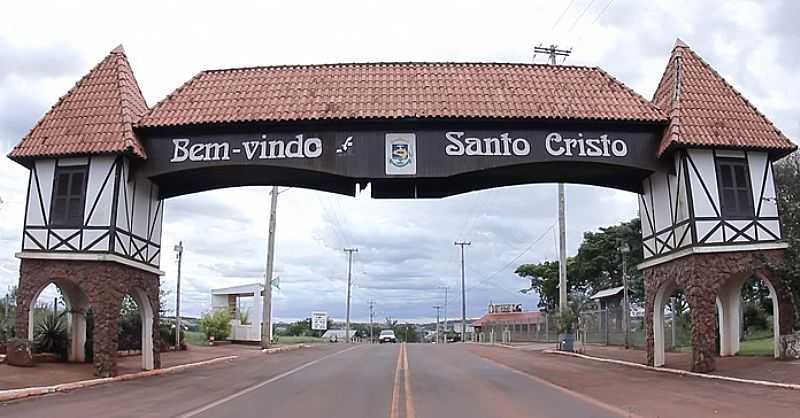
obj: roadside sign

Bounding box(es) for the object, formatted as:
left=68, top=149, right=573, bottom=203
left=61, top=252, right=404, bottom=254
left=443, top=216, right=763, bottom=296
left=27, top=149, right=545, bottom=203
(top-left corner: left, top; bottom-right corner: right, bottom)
left=311, top=311, right=328, bottom=331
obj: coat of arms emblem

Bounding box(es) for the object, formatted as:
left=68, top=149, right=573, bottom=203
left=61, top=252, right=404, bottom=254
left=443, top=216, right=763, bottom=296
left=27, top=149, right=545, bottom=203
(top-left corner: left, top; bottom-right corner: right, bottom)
left=385, top=133, right=416, bottom=175
left=390, top=141, right=412, bottom=168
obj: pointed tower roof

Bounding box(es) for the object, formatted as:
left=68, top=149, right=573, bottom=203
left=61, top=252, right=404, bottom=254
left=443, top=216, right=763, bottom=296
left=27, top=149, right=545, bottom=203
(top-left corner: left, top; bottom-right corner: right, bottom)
left=652, top=40, right=795, bottom=157
left=8, top=46, right=148, bottom=162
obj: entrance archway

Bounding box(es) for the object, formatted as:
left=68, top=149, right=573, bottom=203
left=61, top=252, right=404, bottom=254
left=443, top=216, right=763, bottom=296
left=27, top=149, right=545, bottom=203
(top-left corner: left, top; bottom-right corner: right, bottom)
left=7, top=41, right=797, bottom=376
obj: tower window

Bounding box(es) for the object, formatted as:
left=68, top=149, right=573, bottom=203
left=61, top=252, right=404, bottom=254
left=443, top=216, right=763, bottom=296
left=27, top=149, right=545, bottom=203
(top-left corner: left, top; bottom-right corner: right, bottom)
left=50, top=165, right=88, bottom=227
left=716, top=157, right=754, bottom=219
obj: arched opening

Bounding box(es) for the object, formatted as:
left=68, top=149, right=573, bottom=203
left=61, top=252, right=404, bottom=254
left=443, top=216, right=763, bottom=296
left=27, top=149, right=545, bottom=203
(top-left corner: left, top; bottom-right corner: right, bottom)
left=652, top=280, right=692, bottom=367
left=116, top=289, right=156, bottom=370
left=717, top=271, right=781, bottom=359
left=28, top=280, right=91, bottom=363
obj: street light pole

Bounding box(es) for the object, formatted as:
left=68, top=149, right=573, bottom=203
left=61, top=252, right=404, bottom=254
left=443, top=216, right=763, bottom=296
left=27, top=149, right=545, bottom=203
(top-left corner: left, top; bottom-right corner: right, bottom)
left=174, top=241, right=183, bottom=351
left=433, top=305, right=441, bottom=343
left=454, top=241, right=471, bottom=342
left=620, top=243, right=631, bottom=349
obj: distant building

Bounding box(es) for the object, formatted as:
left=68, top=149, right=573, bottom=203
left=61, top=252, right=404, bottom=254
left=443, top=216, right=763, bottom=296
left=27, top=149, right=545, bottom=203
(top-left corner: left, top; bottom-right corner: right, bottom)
left=472, top=308, right=547, bottom=343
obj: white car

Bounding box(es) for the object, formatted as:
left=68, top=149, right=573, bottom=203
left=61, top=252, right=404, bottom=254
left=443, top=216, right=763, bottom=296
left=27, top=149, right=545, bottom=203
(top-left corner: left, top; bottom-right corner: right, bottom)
left=378, top=330, right=397, bottom=343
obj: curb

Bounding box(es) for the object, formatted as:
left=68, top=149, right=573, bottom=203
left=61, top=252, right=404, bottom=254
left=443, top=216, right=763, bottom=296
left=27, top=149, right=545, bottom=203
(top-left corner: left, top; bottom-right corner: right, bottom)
left=544, top=349, right=800, bottom=391
left=0, top=355, right=238, bottom=403
left=262, top=343, right=309, bottom=354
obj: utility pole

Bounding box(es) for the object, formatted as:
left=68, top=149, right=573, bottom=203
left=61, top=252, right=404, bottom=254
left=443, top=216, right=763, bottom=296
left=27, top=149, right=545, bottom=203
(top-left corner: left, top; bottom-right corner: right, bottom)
left=344, top=248, right=358, bottom=343
left=620, top=243, right=631, bottom=349
left=433, top=305, right=442, bottom=343
left=454, top=241, right=471, bottom=342
left=262, top=186, right=279, bottom=349
left=535, top=44, right=572, bottom=314
left=368, top=299, right=375, bottom=344
left=174, top=241, right=183, bottom=350
left=442, top=286, right=448, bottom=344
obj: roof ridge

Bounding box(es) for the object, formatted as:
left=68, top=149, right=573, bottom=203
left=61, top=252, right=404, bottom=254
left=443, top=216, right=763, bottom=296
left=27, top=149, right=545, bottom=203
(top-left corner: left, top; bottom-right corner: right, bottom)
left=200, top=61, right=602, bottom=75
left=111, top=48, right=148, bottom=157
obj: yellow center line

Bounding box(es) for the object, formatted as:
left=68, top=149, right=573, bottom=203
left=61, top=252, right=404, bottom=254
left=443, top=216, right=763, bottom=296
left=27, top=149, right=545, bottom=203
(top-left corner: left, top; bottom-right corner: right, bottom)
left=389, top=343, right=404, bottom=418
left=402, top=343, right=417, bottom=418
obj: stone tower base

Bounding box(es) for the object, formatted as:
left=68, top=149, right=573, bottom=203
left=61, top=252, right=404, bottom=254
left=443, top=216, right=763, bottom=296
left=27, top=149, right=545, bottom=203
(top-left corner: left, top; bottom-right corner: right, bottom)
left=643, top=249, right=795, bottom=373
left=15, top=258, right=161, bottom=377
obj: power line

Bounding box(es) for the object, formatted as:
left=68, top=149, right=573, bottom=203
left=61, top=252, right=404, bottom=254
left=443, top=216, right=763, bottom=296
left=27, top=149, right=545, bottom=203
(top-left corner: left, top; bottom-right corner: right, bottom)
left=478, top=223, right=556, bottom=285
left=571, top=0, right=616, bottom=46
left=566, top=0, right=599, bottom=33
left=551, top=0, right=577, bottom=30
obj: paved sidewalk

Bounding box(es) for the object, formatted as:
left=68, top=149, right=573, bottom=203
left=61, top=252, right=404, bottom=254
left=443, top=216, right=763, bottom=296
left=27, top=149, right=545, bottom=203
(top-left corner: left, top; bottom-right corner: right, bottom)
left=467, top=344, right=800, bottom=418
left=578, top=344, right=800, bottom=385
left=0, top=344, right=263, bottom=390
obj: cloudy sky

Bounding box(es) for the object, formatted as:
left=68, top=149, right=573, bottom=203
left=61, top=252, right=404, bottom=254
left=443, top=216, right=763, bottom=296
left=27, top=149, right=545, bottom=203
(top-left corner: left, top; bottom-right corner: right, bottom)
left=0, top=0, right=797, bottom=323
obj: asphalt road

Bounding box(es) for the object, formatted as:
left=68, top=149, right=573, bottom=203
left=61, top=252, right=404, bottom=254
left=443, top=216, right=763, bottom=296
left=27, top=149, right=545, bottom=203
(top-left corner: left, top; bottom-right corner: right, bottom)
left=2, top=343, right=797, bottom=418
left=0, top=343, right=625, bottom=418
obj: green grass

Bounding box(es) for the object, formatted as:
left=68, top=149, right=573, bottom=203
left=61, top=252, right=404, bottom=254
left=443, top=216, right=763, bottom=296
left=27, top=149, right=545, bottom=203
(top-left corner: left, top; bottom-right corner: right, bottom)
left=184, top=331, right=209, bottom=346
left=738, top=337, right=773, bottom=356
left=273, top=336, right=325, bottom=345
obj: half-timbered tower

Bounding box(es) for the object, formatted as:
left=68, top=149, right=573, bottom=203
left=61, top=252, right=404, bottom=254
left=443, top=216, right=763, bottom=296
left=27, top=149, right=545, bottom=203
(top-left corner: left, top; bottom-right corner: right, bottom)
left=8, top=46, right=161, bottom=376
left=639, top=40, right=795, bottom=371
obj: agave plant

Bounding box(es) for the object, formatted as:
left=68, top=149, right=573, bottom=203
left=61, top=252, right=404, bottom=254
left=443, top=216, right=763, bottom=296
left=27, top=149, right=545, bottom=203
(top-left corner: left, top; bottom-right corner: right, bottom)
left=34, top=313, right=69, bottom=360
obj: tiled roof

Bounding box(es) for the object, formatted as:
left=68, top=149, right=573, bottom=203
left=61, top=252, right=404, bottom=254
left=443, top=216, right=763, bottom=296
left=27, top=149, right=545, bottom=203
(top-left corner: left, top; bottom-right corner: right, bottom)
left=472, top=311, right=543, bottom=327
left=139, top=62, right=666, bottom=127
left=8, top=46, right=148, bottom=161
left=653, top=39, right=796, bottom=156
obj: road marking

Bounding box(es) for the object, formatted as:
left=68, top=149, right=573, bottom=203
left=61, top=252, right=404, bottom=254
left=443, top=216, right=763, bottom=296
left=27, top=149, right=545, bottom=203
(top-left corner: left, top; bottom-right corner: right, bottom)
left=175, top=345, right=364, bottom=418
left=478, top=354, right=645, bottom=418
left=389, top=343, right=404, bottom=418
left=402, top=343, right=416, bottom=418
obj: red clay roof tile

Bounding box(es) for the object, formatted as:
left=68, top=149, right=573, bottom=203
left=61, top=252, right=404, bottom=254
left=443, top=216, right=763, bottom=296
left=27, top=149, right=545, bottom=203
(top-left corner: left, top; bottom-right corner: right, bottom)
left=8, top=46, right=148, bottom=161
left=138, top=62, right=667, bottom=127
left=652, top=39, right=795, bottom=156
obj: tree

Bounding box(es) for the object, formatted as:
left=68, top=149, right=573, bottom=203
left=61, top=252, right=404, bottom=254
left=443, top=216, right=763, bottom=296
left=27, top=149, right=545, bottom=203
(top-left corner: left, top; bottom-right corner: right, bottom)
left=516, top=218, right=645, bottom=310
left=399, top=323, right=418, bottom=343
left=774, top=151, right=800, bottom=326
left=570, top=218, right=644, bottom=302
left=515, top=260, right=563, bottom=312
left=284, top=319, right=315, bottom=336
left=1, top=286, right=17, bottom=341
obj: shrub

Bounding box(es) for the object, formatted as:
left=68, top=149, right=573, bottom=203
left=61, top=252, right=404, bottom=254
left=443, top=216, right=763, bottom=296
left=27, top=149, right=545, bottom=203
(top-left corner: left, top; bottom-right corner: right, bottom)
left=554, top=309, right=578, bottom=334
left=743, top=302, right=769, bottom=332
left=159, top=321, right=186, bottom=351
left=201, top=309, right=232, bottom=341
left=118, top=313, right=142, bottom=352
left=34, top=314, right=69, bottom=360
